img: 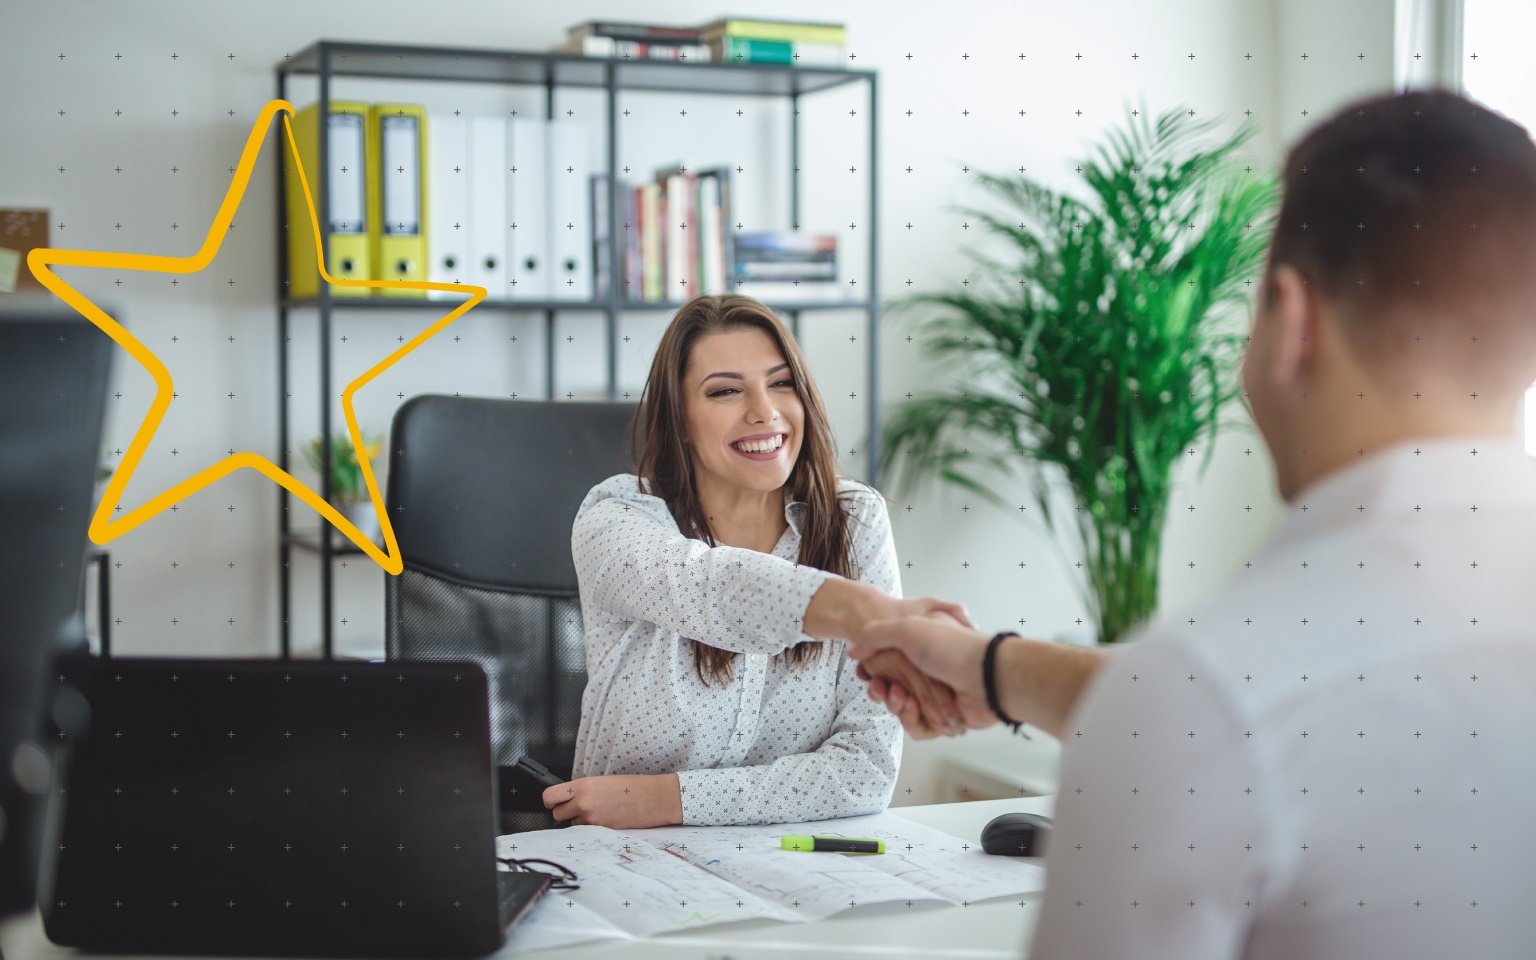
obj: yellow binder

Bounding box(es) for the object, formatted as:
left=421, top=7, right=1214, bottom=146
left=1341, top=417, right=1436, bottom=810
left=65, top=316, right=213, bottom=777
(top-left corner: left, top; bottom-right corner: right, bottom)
left=368, top=104, right=428, bottom=298
left=284, top=100, right=372, bottom=299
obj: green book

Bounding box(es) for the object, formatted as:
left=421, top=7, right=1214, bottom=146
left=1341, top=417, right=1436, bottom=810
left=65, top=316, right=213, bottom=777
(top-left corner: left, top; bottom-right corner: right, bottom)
left=723, top=36, right=794, bottom=64
left=700, top=17, right=847, bottom=45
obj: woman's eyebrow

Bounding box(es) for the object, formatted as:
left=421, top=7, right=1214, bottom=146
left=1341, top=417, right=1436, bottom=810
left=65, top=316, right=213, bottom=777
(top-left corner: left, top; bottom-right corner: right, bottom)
left=701, top=363, right=789, bottom=385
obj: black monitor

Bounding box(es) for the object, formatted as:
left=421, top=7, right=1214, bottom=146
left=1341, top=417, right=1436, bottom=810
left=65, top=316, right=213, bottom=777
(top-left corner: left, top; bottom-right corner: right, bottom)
left=0, top=299, right=112, bottom=917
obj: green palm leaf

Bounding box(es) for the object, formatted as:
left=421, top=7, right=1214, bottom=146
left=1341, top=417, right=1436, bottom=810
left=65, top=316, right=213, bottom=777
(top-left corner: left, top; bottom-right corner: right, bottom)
left=883, top=104, right=1279, bottom=643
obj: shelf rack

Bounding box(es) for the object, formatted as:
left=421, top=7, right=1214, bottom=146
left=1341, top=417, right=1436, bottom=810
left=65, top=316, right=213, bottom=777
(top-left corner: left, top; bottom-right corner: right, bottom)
left=275, top=40, right=880, bottom=658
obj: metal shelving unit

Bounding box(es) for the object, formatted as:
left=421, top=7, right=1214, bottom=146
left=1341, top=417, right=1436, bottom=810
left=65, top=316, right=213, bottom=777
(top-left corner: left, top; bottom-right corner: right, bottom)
left=274, top=39, right=880, bottom=659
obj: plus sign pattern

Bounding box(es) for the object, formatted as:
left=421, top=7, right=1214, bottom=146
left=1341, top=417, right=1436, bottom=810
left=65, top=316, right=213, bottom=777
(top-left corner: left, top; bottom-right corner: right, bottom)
left=12, top=9, right=1529, bottom=955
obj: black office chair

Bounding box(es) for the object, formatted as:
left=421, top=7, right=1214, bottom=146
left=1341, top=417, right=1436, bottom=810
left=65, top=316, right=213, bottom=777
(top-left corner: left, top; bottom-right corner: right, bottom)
left=385, top=395, right=636, bottom=833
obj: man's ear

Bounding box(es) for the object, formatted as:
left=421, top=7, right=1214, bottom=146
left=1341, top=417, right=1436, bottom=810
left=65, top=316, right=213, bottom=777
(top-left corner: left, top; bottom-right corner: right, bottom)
left=1266, top=264, right=1317, bottom=389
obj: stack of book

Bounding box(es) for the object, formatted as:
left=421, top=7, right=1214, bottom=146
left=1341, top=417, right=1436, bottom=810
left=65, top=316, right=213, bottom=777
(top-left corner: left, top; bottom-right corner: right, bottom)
left=731, top=232, right=841, bottom=302
left=553, top=21, right=711, bottom=61
left=699, top=17, right=848, bottom=67
left=554, top=18, right=850, bottom=68
left=618, top=164, right=734, bottom=302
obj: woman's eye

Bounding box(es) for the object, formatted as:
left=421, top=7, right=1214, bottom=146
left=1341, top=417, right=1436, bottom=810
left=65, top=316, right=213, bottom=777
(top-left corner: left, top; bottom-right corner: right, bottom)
left=709, top=387, right=740, bottom=398
left=773, top=379, right=795, bottom=389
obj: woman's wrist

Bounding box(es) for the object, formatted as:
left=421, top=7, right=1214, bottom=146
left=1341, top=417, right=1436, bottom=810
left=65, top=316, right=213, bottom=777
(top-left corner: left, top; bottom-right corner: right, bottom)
left=657, top=772, right=683, bottom=826
left=804, top=578, right=893, bottom=639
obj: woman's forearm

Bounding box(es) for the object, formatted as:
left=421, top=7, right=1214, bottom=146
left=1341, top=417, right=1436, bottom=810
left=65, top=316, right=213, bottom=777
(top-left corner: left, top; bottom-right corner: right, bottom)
left=802, top=577, right=893, bottom=640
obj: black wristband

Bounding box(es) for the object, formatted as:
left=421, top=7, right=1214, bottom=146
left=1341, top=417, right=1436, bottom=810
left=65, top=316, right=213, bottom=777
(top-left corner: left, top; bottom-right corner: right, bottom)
left=984, top=631, right=1026, bottom=733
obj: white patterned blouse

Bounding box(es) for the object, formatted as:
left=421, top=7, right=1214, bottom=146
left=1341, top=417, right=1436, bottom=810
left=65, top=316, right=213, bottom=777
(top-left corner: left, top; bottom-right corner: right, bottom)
left=568, top=472, right=903, bottom=826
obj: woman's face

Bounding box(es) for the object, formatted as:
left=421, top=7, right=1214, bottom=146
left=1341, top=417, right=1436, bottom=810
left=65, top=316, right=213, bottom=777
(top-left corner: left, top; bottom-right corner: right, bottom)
left=683, top=327, right=806, bottom=497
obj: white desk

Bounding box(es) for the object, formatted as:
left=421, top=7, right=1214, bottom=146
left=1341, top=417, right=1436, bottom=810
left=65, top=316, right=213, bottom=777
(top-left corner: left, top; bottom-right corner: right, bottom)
left=0, top=796, right=1049, bottom=959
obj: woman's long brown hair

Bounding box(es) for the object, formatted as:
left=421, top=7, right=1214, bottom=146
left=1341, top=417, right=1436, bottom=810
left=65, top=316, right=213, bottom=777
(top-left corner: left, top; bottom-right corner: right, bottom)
left=631, top=294, right=856, bottom=686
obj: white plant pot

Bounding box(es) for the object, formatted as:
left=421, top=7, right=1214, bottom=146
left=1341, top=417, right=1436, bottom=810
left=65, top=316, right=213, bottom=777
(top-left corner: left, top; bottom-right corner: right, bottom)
left=1054, top=625, right=1100, bottom=648
left=335, top=499, right=381, bottom=544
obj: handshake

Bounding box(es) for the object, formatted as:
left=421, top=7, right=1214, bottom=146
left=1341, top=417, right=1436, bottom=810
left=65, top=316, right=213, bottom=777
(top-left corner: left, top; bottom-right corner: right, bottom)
left=850, top=597, right=1004, bottom=739
left=805, top=580, right=1047, bottom=740
left=805, top=579, right=1098, bottom=740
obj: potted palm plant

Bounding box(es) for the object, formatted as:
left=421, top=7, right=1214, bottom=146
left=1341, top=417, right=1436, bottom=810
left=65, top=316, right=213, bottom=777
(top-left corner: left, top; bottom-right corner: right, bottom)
left=882, top=106, right=1277, bottom=644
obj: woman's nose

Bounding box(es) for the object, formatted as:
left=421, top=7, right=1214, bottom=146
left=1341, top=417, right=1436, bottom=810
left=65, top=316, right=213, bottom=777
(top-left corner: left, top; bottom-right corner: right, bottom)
left=745, top=389, right=778, bottom=424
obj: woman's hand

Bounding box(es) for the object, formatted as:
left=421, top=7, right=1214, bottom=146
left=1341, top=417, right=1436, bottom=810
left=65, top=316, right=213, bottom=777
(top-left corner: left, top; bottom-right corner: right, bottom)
left=892, top=595, right=975, bottom=629
left=856, top=596, right=974, bottom=735
left=543, top=773, right=683, bottom=829
left=858, top=649, right=964, bottom=736
left=851, top=615, right=1001, bottom=737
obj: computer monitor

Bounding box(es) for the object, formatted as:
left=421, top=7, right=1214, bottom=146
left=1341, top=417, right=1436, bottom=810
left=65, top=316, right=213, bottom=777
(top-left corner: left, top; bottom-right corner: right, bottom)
left=0, top=299, right=112, bottom=917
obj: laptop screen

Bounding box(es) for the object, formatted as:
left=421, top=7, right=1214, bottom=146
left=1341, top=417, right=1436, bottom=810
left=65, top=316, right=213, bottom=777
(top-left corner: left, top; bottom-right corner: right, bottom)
left=40, top=658, right=506, bottom=958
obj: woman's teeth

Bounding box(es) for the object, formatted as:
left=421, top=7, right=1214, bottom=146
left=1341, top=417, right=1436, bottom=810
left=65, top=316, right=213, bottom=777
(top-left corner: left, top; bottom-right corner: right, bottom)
left=734, top=435, right=784, bottom=454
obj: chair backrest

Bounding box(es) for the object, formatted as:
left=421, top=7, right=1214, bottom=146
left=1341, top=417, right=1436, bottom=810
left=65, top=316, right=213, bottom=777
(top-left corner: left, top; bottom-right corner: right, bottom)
left=0, top=303, right=111, bottom=917
left=384, top=396, right=635, bottom=829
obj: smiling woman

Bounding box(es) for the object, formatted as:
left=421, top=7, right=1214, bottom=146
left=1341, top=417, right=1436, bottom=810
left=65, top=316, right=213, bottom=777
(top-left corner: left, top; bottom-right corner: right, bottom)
left=548, top=295, right=968, bottom=829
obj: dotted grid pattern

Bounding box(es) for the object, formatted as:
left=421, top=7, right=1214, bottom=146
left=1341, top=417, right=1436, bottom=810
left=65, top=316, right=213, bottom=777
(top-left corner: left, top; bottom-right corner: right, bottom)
left=16, top=31, right=1301, bottom=657
left=10, top=11, right=1533, bottom=955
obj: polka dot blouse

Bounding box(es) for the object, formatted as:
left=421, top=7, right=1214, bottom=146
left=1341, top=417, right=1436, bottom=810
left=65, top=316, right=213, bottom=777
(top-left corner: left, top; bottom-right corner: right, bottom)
left=569, top=473, right=903, bottom=826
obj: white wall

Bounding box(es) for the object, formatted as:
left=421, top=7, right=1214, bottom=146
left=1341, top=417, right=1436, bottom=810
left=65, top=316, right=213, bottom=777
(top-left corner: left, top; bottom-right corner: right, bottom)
left=2, top=0, right=1397, bottom=803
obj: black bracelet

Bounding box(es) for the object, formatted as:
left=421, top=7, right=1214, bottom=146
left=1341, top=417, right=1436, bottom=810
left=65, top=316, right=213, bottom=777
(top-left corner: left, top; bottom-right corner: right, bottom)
left=984, top=631, right=1027, bottom=734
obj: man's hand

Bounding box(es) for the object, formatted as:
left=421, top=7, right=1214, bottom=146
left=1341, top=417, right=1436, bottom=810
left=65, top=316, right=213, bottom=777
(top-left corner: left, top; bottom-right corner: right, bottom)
left=542, top=774, right=682, bottom=829
left=859, top=648, right=964, bottom=737
left=849, top=615, right=999, bottom=736
left=857, top=597, right=974, bottom=736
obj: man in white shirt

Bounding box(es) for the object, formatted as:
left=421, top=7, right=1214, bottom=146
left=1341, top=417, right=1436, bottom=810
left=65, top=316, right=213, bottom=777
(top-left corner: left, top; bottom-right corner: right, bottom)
left=849, top=88, right=1536, bottom=958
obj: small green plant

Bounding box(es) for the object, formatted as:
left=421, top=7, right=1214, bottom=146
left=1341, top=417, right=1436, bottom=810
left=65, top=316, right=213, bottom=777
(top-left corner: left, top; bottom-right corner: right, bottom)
left=882, top=105, right=1277, bottom=644
left=305, top=432, right=382, bottom=502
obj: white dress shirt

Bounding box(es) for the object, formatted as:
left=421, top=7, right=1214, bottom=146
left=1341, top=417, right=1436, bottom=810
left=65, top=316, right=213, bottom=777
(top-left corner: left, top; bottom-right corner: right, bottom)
left=569, top=473, right=903, bottom=826
left=1030, top=437, right=1536, bottom=959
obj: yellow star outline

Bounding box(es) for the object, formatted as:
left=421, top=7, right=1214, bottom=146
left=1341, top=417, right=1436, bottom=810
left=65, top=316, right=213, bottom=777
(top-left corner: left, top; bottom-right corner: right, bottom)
left=27, top=99, right=487, bottom=576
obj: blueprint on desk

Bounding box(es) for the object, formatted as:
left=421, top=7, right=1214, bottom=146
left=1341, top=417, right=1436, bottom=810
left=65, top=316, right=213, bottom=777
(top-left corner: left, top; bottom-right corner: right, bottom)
left=494, top=810, right=1046, bottom=953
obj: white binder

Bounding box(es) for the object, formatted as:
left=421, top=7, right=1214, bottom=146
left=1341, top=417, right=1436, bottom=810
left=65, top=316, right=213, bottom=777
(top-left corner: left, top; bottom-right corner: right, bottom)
left=507, top=117, right=548, bottom=300
left=467, top=116, right=509, bottom=298
left=546, top=118, right=592, bottom=301
left=426, top=112, right=469, bottom=300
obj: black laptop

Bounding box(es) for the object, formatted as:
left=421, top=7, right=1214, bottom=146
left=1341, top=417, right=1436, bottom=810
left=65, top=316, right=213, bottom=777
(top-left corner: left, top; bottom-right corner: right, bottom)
left=39, top=658, right=548, bottom=958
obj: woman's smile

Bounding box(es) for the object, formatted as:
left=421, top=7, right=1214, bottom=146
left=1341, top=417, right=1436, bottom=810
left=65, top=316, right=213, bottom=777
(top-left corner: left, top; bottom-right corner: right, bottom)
left=730, top=431, right=789, bottom=460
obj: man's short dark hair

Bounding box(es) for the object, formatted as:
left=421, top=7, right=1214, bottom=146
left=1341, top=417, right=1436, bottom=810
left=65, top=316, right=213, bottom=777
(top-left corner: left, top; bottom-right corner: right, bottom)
left=1268, top=89, right=1536, bottom=360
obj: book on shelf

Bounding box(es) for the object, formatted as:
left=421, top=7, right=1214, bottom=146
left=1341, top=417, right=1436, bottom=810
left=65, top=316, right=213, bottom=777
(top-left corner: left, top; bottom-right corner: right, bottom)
left=614, top=163, right=739, bottom=303
left=567, top=20, right=707, bottom=44
left=729, top=279, right=852, bottom=304
left=639, top=181, right=662, bottom=300
left=592, top=173, right=610, bottom=299
left=733, top=232, right=837, bottom=283
left=698, top=17, right=848, bottom=46
left=555, top=17, right=847, bottom=66
left=708, top=36, right=844, bottom=67
left=656, top=164, right=696, bottom=300
left=555, top=19, right=711, bottom=61
left=553, top=35, right=712, bottom=62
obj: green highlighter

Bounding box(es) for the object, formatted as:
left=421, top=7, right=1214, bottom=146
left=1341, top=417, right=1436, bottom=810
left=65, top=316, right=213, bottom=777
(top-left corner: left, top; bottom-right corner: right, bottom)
left=780, top=835, right=886, bottom=854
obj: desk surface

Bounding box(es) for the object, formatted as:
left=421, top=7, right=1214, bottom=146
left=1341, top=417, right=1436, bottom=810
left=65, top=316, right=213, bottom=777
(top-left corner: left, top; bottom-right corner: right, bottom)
left=0, top=796, right=1049, bottom=960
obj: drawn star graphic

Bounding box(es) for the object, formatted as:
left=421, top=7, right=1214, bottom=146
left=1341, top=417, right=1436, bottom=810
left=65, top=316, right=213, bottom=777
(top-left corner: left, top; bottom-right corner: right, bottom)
left=27, top=98, right=485, bottom=576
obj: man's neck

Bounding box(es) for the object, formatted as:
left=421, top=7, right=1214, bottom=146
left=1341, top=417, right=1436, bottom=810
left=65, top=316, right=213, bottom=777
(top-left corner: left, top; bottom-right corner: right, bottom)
left=1283, top=410, right=1518, bottom=503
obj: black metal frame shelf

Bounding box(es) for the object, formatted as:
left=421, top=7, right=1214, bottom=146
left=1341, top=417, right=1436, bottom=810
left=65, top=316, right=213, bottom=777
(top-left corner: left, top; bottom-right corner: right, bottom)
left=285, top=530, right=367, bottom=556
left=275, top=39, right=880, bottom=659
left=281, top=297, right=876, bottom=313
left=280, top=40, right=872, bottom=96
